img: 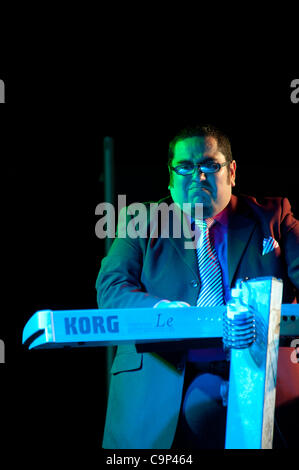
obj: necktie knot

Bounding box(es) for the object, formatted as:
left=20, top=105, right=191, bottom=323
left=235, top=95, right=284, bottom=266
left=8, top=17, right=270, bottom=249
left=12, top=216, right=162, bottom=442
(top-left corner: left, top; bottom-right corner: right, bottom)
left=195, top=219, right=207, bottom=230
left=194, top=217, right=214, bottom=231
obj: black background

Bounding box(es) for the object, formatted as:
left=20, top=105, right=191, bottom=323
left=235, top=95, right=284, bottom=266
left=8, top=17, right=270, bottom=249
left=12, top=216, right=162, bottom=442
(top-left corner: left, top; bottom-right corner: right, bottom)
left=0, top=67, right=298, bottom=459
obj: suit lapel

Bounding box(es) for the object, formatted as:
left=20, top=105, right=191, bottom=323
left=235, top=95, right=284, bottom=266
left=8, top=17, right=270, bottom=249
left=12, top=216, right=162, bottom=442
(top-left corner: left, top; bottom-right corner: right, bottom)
left=227, top=196, right=257, bottom=286
left=166, top=204, right=199, bottom=280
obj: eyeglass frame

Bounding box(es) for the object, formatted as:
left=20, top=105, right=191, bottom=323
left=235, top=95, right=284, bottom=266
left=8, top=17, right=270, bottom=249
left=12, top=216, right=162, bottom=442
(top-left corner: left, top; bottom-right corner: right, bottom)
left=169, top=161, right=230, bottom=176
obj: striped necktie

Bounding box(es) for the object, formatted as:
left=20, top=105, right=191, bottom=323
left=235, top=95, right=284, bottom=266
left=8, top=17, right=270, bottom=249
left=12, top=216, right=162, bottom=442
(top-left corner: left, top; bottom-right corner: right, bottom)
left=195, top=218, right=225, bottom=307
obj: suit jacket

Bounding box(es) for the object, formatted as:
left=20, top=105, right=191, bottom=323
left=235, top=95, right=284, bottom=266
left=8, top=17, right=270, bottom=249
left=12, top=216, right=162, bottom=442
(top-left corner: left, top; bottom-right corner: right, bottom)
left=96, top=194, right=299, bottom=449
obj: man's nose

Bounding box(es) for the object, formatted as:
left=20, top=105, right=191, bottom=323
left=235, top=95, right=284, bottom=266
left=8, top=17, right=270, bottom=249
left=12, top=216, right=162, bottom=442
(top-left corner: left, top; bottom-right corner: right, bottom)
left=192, top=166, right=207, bottom=181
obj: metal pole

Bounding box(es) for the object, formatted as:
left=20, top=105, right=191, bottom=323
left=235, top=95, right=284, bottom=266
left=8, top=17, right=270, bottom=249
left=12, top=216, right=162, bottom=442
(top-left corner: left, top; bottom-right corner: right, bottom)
left=103, top=136, right=116, bottom=400
left=104, top=137, right=115, bottom=255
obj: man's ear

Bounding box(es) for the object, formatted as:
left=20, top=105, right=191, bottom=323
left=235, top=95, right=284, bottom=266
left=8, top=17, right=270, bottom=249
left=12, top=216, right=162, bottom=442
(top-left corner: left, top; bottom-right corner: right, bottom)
left=230, top=160, right=237, bottom=187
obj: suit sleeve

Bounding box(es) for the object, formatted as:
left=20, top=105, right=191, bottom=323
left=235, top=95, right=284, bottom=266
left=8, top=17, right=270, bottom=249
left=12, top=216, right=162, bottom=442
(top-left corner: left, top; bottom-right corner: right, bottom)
left=95, top=207, right=162, bottom=309
left=281, top=198, right=299, bottom=294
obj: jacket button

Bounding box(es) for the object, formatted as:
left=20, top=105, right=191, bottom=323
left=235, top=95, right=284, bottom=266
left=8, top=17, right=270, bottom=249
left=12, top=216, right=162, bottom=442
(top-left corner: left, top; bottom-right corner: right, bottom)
left=190, top=280, right=199, bottom=288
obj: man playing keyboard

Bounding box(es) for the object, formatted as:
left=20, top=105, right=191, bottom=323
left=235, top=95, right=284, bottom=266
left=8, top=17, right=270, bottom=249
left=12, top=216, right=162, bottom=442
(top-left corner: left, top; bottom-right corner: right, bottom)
left=96, top=124, right=299, bottom=449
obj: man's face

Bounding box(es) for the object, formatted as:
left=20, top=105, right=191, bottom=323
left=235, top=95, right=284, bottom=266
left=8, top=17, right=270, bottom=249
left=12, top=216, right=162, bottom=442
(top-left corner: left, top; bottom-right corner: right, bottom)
left=169, top=136, right=236, bottom=218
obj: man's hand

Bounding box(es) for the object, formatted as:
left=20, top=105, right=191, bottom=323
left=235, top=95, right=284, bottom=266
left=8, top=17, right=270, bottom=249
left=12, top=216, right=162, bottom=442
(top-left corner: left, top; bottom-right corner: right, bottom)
left=153, top=300, right=191, bottom=308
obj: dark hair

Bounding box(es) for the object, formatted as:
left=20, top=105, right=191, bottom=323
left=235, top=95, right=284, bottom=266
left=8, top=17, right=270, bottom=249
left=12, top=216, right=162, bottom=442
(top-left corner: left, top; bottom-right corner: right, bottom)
left=168, top=124, right=233, bottom=167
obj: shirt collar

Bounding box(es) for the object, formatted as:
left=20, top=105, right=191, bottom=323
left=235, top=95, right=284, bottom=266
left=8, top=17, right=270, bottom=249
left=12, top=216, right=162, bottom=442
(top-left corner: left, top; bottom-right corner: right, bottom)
left=213, top=204, right=229, bottom=227
left=186, top=203, right=229, bottom=229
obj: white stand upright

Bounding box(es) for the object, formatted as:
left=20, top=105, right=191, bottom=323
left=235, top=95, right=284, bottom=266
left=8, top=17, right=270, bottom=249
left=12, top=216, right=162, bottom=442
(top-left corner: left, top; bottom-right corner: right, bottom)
left=225, top=277, right=283, bottom=449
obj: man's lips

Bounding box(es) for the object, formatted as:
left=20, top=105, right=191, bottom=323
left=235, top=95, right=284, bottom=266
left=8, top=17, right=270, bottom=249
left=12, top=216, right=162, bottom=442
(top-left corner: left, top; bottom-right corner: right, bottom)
left=189, top=185, right=210, bottom=192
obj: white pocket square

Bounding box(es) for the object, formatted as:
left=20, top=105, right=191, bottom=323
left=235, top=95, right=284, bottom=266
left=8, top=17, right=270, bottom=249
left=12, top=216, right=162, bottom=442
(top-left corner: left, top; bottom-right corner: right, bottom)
left=262, top=236, right=279, bottom=255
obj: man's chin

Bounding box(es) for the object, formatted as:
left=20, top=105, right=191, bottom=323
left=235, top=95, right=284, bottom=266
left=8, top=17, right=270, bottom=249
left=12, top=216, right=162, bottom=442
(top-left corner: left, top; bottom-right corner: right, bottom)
left=174, top=196, right=213, bottom=218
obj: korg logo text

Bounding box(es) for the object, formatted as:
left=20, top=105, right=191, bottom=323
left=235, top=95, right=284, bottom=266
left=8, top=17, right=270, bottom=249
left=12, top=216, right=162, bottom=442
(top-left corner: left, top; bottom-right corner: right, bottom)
left=64, top=315, right=119, bottom=335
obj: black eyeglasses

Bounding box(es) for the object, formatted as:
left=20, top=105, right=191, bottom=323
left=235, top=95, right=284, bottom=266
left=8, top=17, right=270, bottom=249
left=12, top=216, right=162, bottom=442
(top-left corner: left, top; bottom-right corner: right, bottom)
left=170, top=161, right=229, bottom=176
